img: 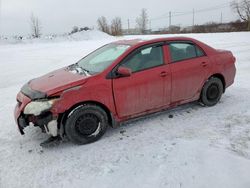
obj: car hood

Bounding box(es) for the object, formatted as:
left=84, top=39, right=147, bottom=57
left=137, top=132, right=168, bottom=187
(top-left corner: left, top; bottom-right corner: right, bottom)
left=27, top=68, right=89, bottom=97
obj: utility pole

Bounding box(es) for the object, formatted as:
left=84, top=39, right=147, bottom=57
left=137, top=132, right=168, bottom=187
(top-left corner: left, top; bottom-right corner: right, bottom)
left=220, top=12, right=223, bottom=24
left=127, top=19, right=130, bottom=34
left=192, top=8, right=195, bottom=33
left=169, top=11, right=171, bottom=30
left=192, top=8, right=195, bottom=27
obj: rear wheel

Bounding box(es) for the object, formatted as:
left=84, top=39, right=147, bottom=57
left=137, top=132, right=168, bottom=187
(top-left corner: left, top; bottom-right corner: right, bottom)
left=200, top=77, right=223, bottom=106
left=65, top=104, right=108, bottom=145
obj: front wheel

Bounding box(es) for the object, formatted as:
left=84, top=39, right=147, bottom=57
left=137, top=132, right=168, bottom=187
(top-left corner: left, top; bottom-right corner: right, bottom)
left=200, top=77, right=223, bottom=106
left=65, top=104, right=108, bottom=145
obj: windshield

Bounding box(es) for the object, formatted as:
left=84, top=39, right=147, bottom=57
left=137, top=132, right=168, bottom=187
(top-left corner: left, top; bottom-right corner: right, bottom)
left=77, top=43, right=130, bottom=73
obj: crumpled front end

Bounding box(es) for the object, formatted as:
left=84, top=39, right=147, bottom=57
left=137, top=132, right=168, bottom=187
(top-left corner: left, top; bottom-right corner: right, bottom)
left=14, top=92, right=31, bottom=134
left=14, top=85, right=60, bottom=137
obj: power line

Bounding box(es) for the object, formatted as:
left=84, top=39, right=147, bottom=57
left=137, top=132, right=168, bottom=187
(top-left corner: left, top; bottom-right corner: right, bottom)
left=124, top=2, right=231, bottom=31
left=125, top=2, right=229, bottom=25
left=150, top=2, right=230, bottom=22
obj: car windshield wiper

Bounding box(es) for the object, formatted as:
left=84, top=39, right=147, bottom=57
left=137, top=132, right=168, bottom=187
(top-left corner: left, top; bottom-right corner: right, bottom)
left=73, top=63, right=92, bottom=75
left=80, top=67, right=90, bottom=73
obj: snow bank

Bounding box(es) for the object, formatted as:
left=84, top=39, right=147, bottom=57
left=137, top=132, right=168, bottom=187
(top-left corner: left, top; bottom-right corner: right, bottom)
left=0, top=30, right=114, bottom=45
left=67, top=29, right=114, bottom=41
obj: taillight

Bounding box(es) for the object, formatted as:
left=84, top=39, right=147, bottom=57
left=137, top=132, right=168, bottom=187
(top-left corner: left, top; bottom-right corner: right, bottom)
left=232, top=56, right=236, bottom=63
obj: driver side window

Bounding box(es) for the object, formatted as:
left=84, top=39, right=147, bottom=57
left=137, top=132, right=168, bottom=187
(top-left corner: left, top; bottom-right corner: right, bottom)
left=122, top=45, right=164, bottom=73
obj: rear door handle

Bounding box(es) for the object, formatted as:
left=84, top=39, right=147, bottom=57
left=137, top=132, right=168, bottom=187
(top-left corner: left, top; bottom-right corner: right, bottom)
left=160, top=71, right=168, bottom=77
left=201, top=62, right=208, bottom=67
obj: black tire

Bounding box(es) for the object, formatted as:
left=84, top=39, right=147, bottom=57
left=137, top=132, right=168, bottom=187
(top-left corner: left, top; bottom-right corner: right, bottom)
left=65, top=104, right=108, bottom=145
left=200, top=77, right=223, bottom=106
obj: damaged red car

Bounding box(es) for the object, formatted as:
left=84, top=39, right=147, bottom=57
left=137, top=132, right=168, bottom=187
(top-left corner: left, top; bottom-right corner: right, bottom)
left=14, top=37, right=236, bottom=145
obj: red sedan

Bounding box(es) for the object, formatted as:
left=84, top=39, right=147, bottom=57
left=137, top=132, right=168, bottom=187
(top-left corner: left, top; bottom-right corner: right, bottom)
left=14, top=37, right=236, bottom=145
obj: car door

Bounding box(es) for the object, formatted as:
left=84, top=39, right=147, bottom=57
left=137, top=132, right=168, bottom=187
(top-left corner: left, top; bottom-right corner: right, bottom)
left=167, top=41, right=210, bottom=103
left=112, top=44, right=171, bottom=118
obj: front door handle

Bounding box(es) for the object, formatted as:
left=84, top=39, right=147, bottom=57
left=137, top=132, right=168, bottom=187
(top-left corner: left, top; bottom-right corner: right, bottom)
left=160, top=71, right=168, bottom=77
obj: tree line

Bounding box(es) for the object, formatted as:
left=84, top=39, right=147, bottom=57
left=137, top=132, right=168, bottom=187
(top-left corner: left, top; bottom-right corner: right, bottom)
left=29, top=1, right=250, bottom=38
left=97, top=16, right=122, bottom=36
left=97, top=8, right=149, bottom=36
left=29, top=8, right=149, bottom=38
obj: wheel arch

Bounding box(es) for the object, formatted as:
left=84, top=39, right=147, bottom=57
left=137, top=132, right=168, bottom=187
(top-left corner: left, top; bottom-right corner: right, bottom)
left=208, top=73, right=226, bottom=92
left=58, top=100, right=117, bottom=136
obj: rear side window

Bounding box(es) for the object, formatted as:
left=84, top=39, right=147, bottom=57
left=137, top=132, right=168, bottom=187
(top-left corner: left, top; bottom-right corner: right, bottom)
left=196, top=46, right=205, bottom=57
left=169, top=42, right=205, bottom=62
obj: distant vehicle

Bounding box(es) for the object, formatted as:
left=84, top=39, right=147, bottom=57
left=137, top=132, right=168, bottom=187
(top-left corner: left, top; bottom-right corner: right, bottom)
left=14, top=37, right=236, bottom=145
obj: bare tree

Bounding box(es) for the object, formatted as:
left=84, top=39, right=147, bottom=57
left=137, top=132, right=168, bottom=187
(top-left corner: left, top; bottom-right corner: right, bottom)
left=111, top=17, right=122, bottom=36
left=136, top=8, right=149, bottom=34
left=30, top=14, right=41, bottom=38
left=231, top=0, right=250, bottom=30
left=70, top=26, right=79, bottom=34
left=97, top=16, right=110, bottom=34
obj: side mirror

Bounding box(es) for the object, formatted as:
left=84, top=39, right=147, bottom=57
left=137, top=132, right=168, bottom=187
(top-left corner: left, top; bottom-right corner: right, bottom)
left=116, top=67, right=132, bottom=77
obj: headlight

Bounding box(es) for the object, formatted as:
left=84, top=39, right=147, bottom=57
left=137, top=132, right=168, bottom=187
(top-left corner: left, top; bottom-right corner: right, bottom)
left=24, top=99, right=58, bottom=116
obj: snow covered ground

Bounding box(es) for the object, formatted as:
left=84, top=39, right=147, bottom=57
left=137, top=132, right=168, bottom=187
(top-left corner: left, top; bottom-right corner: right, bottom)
left=0, top=32, right=250, bottom=188
left=0, top=30, right=114, bottom=44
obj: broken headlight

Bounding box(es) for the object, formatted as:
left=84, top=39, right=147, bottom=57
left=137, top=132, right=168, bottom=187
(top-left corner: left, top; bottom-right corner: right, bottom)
left=23, top=99, right=59, bottom=116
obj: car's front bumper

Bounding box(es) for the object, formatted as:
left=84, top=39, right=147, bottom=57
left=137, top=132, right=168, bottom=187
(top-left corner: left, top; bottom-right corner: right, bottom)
left=14, top=91, right=59, bottom=136
left=14, top=92, right=31, bottom=134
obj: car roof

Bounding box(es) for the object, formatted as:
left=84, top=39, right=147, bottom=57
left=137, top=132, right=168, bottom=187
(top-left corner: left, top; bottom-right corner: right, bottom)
left=113, top=37, right=198, bottom=46
left=113, top=37, right=216, bottom=55
left=113, top=39, right=145, bottom=46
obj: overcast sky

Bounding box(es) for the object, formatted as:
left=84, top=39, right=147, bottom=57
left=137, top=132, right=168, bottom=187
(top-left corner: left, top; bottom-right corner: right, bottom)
left=0, top=0, right=238, bottom=36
